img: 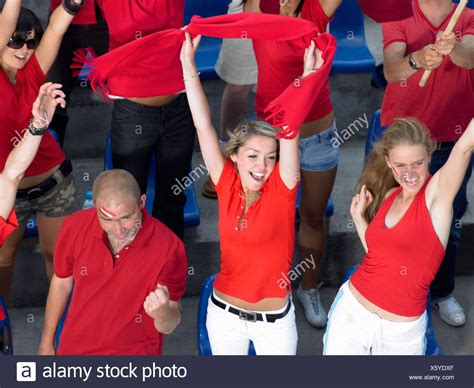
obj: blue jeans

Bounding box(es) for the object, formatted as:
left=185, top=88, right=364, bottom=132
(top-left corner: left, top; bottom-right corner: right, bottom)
left=111, top=94, right=196, bottom=239
left=428, top=144, right=473, bottom=299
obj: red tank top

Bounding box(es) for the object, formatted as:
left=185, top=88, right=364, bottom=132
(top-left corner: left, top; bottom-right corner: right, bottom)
left=350, top=177, right=445, bottom=317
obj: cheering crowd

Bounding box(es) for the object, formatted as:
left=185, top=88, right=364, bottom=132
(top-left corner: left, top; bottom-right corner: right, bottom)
left=0, top=0, right=473, bottom=356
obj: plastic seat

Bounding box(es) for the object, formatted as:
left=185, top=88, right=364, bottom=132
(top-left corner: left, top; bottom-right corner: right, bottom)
left=184, top=0, right=230, bottom=80
left=343, top=265, right=443, bottom=355
left=329, top=0, right=376, bottom=73
left=197, top=274, right=256, bottom=355
left=0, top=296, right=13, bottom=355
left=104, top=131, right=200, bottom=227
left=364, top=109, right=384, bottom=159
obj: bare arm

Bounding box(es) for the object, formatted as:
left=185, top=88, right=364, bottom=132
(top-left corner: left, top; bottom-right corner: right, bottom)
left=349, top=185, right=374, bottom=253
left=428, top=119, right=474, bottom=207
left=383, top=41, right=443, bottom=83
left=0, top=0, right=21, bottom=48
left=319, top=0, right=343, bottom=18
left=0, top=83, right=65, bottom=221
left=180, top=33, right=225, bottom=184
left=35, top=0, right=84, bottom=74
left=2, top=83, right=66, bottom=183
left=445, top=34, right=474, bottom=69
left=38, top=275, right=74, bottom=355
left=144, top=285, right=181, bottom=335
left=279, top=41, right=325, bottom=189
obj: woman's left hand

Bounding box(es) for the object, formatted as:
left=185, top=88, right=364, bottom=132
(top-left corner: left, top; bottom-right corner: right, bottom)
left=180, top=32, right=201, bottom=77
left=302, top=40, right=324, bottom=77
left=31, top=83, right=66, bottom=129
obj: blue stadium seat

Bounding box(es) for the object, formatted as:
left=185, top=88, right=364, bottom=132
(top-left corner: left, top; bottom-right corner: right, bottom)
left=54, top=291, right=73, bottom=349
left=184, top=0, right=230, bottom=80
left=197, top=274, right=256, bottom=355
left=24, top=129, right=62, bottom=238
left=0, top=296, right=13, bottom=355
left=364, top=109, right=384, bottom=159
left=330, top=0, right=376, bottom=73
left=343, top=265, right=443, bottom=355
left=104, top=131, right=200, bottom=227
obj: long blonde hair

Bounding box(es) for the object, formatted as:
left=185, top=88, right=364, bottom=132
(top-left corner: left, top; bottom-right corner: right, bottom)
left=357, top=118, right=436, bottom=222
left=224, top=119, right=278, bottom=158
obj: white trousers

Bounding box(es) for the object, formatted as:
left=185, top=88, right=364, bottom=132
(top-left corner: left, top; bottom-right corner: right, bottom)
left=323, top=281, right=427, bottom=355
left=206, top=291, right=298, bottom=355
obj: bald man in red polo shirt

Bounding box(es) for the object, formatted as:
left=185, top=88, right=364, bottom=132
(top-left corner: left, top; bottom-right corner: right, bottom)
left=38, top=170, right=187, bottom=355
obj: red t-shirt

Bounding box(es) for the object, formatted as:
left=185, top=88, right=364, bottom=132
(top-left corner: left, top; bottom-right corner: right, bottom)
left=253, top=0, right=334, bottom=123
left=381, top=1, right=474, bottom=141
left=0, top=211, right=18, bottom=247
left=50, top=0, right=97, bottom=25
left=350, top=178, right=445, bottom=317
left=54, top=209, right=187, bottom=355
left=0, top=55, right=65, bottom=176
left=97, top=0, right=184, bottom=51
left=212, top=159, right=298, bottom=303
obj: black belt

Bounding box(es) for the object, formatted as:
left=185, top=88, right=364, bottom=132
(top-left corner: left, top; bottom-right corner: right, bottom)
left=16, top=160, right=73, bottom=200
left=436, top=141, right=456, bottom=150
left=210, top=294, right=291, bottom=323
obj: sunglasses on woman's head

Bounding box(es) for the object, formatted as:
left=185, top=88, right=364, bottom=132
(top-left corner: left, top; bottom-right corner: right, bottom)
left=7, top=36, right=39, bottom=50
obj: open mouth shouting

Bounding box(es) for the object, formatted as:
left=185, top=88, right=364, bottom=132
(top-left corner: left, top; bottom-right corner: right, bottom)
left=250, top=171, right=265, bottom=183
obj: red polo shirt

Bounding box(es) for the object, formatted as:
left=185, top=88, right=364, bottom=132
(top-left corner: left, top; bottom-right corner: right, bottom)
left=54, top=208, right=187, bottom=355
left=213, top=159, right=298, bottom=303
left=0, top=211, right=18, bottom=247
left=51, top=0, right=98, bottom=25
left=0, top=54, right=65, bottom=176
left=253, top=0, right=334, bottom=123
left=381, top=1, right=474, bottom=141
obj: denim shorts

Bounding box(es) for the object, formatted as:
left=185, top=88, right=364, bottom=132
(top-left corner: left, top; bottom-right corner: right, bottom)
left=299, top=121, right=340, bottom=172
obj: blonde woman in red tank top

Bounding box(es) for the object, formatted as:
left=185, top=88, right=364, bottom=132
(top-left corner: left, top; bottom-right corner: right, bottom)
left=323, top=118, right=474, bottom=355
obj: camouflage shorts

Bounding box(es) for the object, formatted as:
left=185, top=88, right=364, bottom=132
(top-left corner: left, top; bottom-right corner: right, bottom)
left=14, top=167, right=80, bottom=226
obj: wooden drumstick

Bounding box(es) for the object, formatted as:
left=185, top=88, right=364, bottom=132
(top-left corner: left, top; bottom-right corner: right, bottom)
left=419, top=0, right=468, bottom=87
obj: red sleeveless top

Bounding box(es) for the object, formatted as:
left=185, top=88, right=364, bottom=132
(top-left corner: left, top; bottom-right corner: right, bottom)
left=350, top=178, right=445, bottom=317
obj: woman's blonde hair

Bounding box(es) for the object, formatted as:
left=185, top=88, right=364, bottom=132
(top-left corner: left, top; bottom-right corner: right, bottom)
left=357, top=117, right=436, bottom=222
left=224, top=119, right=278, bottom=157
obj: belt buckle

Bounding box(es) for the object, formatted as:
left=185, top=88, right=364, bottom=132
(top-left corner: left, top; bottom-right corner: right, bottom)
left=26, top=187, right=44, bottom=198
left=239, top=310, right=257, bottom=322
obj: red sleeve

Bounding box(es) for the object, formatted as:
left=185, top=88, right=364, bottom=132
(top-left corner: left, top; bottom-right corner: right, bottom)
left=53, top=217, right=76, bottom=278
left=382, top=20, right=407, bottom=49
left=463, top=9, right=474, bottom=36
left=0, top=211, right=18, bottom=247
left=157, top=238, right=187, bottom=302
left=213, top=158, right=237, bottom=192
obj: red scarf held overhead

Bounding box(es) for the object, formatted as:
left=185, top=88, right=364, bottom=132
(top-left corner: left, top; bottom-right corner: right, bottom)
left=73, top=13, right=335, bottom=139
left=357, top=0, right=413, bottom=22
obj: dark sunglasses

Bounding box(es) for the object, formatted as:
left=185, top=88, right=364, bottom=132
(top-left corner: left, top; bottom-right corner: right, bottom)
left=7, top=36, right=39, bottom=50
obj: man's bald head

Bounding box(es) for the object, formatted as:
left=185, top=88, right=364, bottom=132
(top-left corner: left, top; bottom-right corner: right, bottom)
left=92, top=169, right=142, bottom=206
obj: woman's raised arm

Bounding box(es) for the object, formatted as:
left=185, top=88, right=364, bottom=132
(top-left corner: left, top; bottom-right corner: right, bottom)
left=35, top=0, right=84, bottom=74
left=0, top=0, right=21, bottom=48
left=180, top=32, right=226, bottom=184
